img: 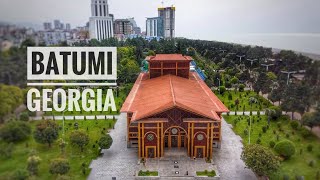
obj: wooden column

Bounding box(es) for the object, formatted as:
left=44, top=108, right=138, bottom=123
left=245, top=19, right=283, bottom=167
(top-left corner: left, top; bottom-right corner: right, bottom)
left=142, top=123, right=145, bottom=158
left=138, top=123, right=141, bottom=158
left=176, top=62, right=178, bottom=76
left=187, top=122, right=190, bottom=156
left=161, top=122, right=164, bottom=157
left=191, top=123, right=194, bottom=157
left=161, top=62, right=163, bottom=76
left=210, top=122, right=213, bottom=159
left=206, top=123, right=210, bottom=158
left=178, top=131, right=181, bottom=149
left=219, top=121, right=222, bottom=141
left=157, top=122, right=160, bottom=157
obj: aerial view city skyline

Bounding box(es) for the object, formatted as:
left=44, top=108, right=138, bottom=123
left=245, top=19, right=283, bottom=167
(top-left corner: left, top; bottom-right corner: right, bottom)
left=0, top=0, right=319, bottom=179
left=1, top=0, right=320, bottom=54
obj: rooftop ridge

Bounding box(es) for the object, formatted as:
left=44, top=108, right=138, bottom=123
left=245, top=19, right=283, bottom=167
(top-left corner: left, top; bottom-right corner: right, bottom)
left=169, top=75, right=177, bottom=106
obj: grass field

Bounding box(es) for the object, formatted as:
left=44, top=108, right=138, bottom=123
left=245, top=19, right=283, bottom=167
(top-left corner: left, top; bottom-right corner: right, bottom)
left=215, top=90, right=272, bottom=111
left=224, top=115, right=320, bottom=179
left=0, top=119, right=116, bottom=179
left=196, top=170, right=216, bottom=177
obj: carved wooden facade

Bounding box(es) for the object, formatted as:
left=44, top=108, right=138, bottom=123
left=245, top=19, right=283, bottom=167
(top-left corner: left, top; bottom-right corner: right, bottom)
left=121, top=54, right=228, bottom=159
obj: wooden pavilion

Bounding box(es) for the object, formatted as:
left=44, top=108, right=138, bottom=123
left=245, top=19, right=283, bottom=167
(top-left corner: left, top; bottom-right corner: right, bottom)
left=121, top=54, right=229, bottom=159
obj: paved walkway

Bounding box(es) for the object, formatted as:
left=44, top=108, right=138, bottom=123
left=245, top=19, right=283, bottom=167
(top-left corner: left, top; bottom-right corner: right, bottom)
left=88, top=113, right=257, bottom=180
left=88, top=113, right=138, bottom=180
left=213, top=118, right=257, bottom=180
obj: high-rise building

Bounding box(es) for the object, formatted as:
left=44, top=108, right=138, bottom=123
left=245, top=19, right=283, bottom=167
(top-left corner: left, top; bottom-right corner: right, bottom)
left=54, top=20, right=61, bottom=30
left=66, top=23, right=71, bottom=31
left=146, top=17, right=163, bottom=37
left=114, top=19, right=133, bottom=35
left=114, top=18, right=141, bottom=35
left=89, top=0, right=114, bottom=40
left=158, top=6, right=175, bottom=38
left=43, top=22, right=52, bottom=30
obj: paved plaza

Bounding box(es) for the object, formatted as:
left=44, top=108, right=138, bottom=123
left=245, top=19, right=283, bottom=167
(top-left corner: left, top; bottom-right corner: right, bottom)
left=88, top=113, right=256, bottom=180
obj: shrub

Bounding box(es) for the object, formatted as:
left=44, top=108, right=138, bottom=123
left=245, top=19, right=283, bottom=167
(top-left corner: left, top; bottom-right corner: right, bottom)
left=301, top=128, right=312, bottom=138
left=269, top=141, right=276, bottom=148
left=19, top=112, right=30, bottom=121
left=241, top=144, right=280, bottom=176
left=49, top=158, right=70, bottom=175
left=274, top=140, right=296, bottom=159
left=262, top=126, right=267, bottom=133
left=219, top=86, right=226, bottom=94
left=11, top=169, right=28, bottom=180
left=277, top=122, right=282, bottom=128
left=238, top=84, right=245, bottom=92
left=290, top=121, right=300, bottom=130
left=98, top=134, right=113, bottom=149
left=256, top=138, right=261, bottom=144
left=0, top=121, right=31, bottom=142
left=228, top=93, right=233, bottom=100
left=307, top=144, right=313, bottom=152
left=0, top=142, right=14, bottom=158
left=286, top=133, right=290, bottom=138
left=244, top=129, right=248, bottom=136
left=309, top=160, right=315, bottom=167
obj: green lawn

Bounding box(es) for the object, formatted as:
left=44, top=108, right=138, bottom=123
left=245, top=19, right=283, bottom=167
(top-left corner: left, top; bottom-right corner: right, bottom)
left=196, top=170, right=216, bottom=177
left=138, top=170, right=158, bottom=176
left=224, top=115, right=320, bottom=179
left=215, top=90, right=272, bottom=111
left=0, top=119, right=116, bottom=179
left=44, top=88, right=127, bottom=116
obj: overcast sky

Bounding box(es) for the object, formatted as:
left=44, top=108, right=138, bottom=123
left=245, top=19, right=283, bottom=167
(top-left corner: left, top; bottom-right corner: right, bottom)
left=1, top=0, right=320, bottom=53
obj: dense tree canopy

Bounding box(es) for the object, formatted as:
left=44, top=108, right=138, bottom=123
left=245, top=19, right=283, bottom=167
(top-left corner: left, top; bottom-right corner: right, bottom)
left=241, top=144, right=280, bottom=177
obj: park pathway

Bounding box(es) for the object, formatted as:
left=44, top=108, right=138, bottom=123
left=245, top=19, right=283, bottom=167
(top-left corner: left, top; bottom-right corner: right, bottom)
left=213, top=117, right=257, bottom=180
left=88, top=113, right=138, bottom=180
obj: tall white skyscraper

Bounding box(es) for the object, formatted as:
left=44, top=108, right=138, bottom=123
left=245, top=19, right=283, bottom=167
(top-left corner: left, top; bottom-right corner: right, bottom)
left=89, top=0, right=114, bottom=41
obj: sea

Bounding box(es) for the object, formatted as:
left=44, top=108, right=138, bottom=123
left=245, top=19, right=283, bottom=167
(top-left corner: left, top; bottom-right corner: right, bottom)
left=211, top=33, right=320, bottom=60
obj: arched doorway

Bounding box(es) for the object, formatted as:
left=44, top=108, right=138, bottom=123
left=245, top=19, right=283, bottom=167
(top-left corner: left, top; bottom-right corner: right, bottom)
left=164, top=126, right=187, bottom=149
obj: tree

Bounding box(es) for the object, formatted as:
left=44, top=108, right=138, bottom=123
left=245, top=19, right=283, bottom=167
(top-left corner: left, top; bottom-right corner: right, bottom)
left=0, top=121, right=31, bottom=142
left=302, top=107, right=320, bottom=130
left=98, top=134, right=113, bottom=149
left=27, top=155, right=41, bottom=176
left=70, top=130, right=89, bottom=152
left=0, top=85, right=23, bottom=122
left=274, top=140, right=296, bottom=159
left=253, top=72, right=271, bottom=94
left=49, top=158, right=70, bottom=175
left=33, top=120, right=59, bottom=147
left=241, top=144, right=280, bottom=177
left=248, top=97, right=257, bottom=110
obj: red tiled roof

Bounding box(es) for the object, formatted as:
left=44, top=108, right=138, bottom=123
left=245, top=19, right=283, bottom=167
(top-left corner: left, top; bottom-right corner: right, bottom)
left=121, top=72, right=229, bottom=122
left=147, top=54, right=193, bottom=61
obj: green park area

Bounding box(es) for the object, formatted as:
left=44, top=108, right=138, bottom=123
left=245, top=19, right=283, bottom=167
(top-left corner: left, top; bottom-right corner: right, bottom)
left=0, top=119, right=115, bottom=179
left=224, top=115, right=320, bottom=179
left=215, top=90, right=272, bottom=111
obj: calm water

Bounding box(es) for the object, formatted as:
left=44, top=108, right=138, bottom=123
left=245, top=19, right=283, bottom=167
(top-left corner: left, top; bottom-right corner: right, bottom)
left=212, top=33, right=320, bottom=57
